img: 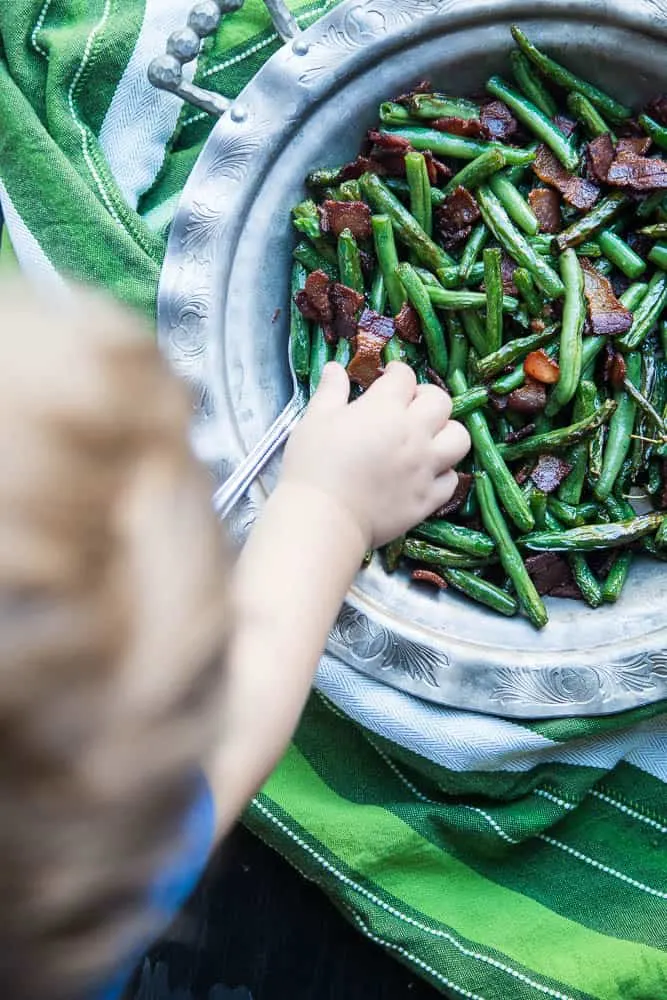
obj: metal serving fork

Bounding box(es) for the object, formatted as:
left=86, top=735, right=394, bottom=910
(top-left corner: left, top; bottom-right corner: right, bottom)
left=149, top=0, right=309, bottom=519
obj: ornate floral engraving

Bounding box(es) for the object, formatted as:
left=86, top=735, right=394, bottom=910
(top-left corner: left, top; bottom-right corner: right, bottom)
left=203, top=122, right=271, bottom=183
left=167, top=283, right=210, bottom=360
left=330, top=606, right=446, bottom=688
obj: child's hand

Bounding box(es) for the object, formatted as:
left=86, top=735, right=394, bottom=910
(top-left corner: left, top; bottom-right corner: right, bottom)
left=281, top=362, right=470, bottom=549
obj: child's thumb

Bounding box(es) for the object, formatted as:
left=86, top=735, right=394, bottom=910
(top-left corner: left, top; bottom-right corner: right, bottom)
left=310, top=362, right=350, bottom=411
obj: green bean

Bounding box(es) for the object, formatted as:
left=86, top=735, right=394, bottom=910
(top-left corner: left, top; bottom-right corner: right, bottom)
left=460, top=223, right=488, bottom=280
left=334, top=339, right=351, bottom=366
left=639, top=113, right=667, bottom=153
left=407, top=93, right=480, bottom=120
left=461, top=309, right=490, bottom=357
left=385, top=177, right=447, bottom=208
left=369, top=270, right=386, bottom=314
left=510, top=26, right=632, bottom=123
left=602, top=550, right=633, bottom=602
left=522, top=513, right=664, bottom=551
left=566, top=91, right=615, bottom=139
left=360, top=173, right=455, bottom=272
left=446, top=313, right=469, bottom=381
left=371, top=215, right=406, bottom=316
left=379, top=101, right=416, bottom=125
left=559, top=380, right=597, bottom=504
left=484, top=247, right=504, bottom=354
left=556, top=192, right=628, bottom=250
left=450, top=385, right=489, bottom=419
left=443, top=568, right=519, bottom=617
left=568, top=555, right=604, bottom=608
left=307, top=166, right=346, bottom=188
left=403, top=538, right=491, bottom=571
left=530, top=489, right=549, bottom=529
left=618, top=271, right=667, bottom=352
left=290, top=262, right=311, bottom=382
left=593, top=352, right=641, bottom=500
left=382, top=535, right=405, bottom=573
left=648, top=242, right=667, bottom=271
left=442, top=148, right=507, bottom=196
left=488, top=170, right=540, bottom=236
left=292, top=198, right=324, bottom=242
left=381, top=127, right=536, bottom=166
left=309, top=324, right=332, bottom=396
left=510, top=50, right=557, bottom=118
left=476, top=185, right=564, bottom=298
left=546, top=249, right=585, bottom=414
left=438, top=262, right=485, bottom=288
left=513, top=268, right=542, bottom=317
left=499, top=399, right=617, bottom=461
left=450, top=370, right=534, bottom=532
left=588, top=387, right=606, bottom=485
left=426, top=285, right=518, bottom=313
left=597, top=230, right=646, bottom=279
left=405, top=151, right=433, bottom=239
left=530, top=235, right=601, bottom=258
left=656, top=517, right=667, bottom=548
left=547, top=498, right=599, bottom=527
left=337, top=229, right=364, bottom=292
left=487, top=76, right=579, bottom=171
left=413, top=520, right=495, bottom=558
left=640, top=224, right=667, bottom=238
left=621, top=378, right=667, bottom=438
left=619, top=282, right=648, bottom=312
left=336, top=180, right=363, bottom=202
left=396, top=263, right=448, bottom=377
left=293, top=241, right=337, bottom=279
left=475, top=471, right=546, bottom=628
left=474, top=323, right=558, bottom=380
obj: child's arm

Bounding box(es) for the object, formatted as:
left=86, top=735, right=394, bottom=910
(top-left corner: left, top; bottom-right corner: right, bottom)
left=210, top=362, right=470, bottom=833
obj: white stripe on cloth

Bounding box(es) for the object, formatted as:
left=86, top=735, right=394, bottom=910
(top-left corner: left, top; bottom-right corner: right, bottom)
left=0, top=180, right=67, bottom=292
left=315, top=655, right=667, bottom=782
left=98, top=0, right=198, bottom=211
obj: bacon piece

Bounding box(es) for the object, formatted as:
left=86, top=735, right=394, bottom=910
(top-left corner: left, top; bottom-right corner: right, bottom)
left=646, top=95, right=667, bottom=126
left=411, top=568, right=448, bottom=589
left=505, top=423, right=536, bottom=445
left=528, top=187, right=561, bottom=234
left=426, top=367, right=448, bottom=391
left=431, top=116, right=484, bottom=138
left=525, top=551, right=578, bottom=597
left=586, top=133, right=615, bottom=184
left=530, top=454, right=573, bottom=493
left=533, top=145, right=599, bottom=210
left=395, top=80, right=432, bottom=105
left=488, top=392, right=509, bottom=413
left=553, top=114, right=578, bottom=138
left=606, top=150, right=667, bottom=191
left=422, top=150, right=452, bottom=184
left=581, top=259, right=633, bottom=337
left=319, top=200, right=372, bottom=240
left=368, top=130, right=412, bottom=154
left=294, top=269, right=334, bottom=338
left=616, top=136, right=652, bottom=157
left=507, top=380, right=547, bottom=414
left=514, top=462, right=534, bottom=486
left=609, top=351, right=627, bottom=390
left=347, top=309, right=394, bottom=389
left=433, top=472, right=473, bottom=517
left=394, top=302, right=422, bottom=344
left=524, top=349, right=560, bottom=385
left=435, top=185, right=481, bottom=249
left=338, top=156, right=386, bottom=181
left=531, top=317, right=547, bottom=334
left=329, top=283, right=365, bottom=341
left=364, top=130, right=451, bottom=183
left=480, top=100, right=518, bottom=141
left=501, top=254, right=518, bottom=296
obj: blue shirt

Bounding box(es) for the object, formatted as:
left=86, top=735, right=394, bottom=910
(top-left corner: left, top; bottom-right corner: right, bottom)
left=97, top=775, right=216, bottom=1000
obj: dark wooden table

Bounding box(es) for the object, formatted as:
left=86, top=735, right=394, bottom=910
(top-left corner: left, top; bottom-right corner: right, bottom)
left=126, top=825, right=444, bottom=1000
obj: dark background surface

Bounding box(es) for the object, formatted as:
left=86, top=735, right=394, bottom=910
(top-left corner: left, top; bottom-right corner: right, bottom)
left=126, top=825, right=444, bottom=1000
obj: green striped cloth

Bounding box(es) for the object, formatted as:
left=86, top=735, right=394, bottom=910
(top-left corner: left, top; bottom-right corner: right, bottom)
left=2, top=4, right=667, bottom=997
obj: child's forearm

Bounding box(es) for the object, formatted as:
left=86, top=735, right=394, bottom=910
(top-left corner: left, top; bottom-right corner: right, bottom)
left=209, top=481, right=366, bottom=834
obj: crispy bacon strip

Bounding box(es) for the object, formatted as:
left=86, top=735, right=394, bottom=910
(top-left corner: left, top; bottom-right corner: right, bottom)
left=553, top=114, right=577, bottom=138
left=294, top=269, right=334, bottom=338
left=319, top=199, right=372, bottom=240
left=533, top=145, right=600, bottom=210
left=609, top=351, right=627, bottom=390
left=435, top=185, right=481, bottom=249
left=480, top=100, right=518, bottom=141
left=606, top=149, right=667, bottom=191
left=411, top=569, right=448, bottom=589
left=525, top=552, right=579, bottom=597
left=394, top=302, right=422, bottom=344
left=646, top=94, right=667, bottom=126
left=581, top=259, right=633, bottom=337
left=524, top=349, right=560, bottom=384
left=431, top=116, right=484, bottom=138
left=616, top=136, right=652, bottom=157
left=347, top=309, right=394, bottom=389
left=507, top=380, right=547, bottom=414
left=528, top=187, right=561, bottom=234
left=586, top=133, right=615, bottom=184
left=329, top=283, right=365, bottom=341
left=530, top=454, right=573, bottom=493
left=433, top=472, right=473, bottom=518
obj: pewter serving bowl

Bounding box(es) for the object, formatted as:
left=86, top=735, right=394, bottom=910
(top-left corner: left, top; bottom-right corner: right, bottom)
left=158, top=0, right=667, bottom=717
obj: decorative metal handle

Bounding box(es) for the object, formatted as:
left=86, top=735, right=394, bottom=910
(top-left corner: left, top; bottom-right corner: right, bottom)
left=211, top=391, right=307, bottom=519
left=148, top=0, right=301, bottom=116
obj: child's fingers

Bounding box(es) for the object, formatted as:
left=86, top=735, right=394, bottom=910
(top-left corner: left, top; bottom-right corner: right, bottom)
left=429, top=469, right=460, bottom=511
left=409, top=383, right=452, bottom=433
left=432, top=421, right=471, bottom=473
left=309, top=362, right=350, bottom=412
left=365, top=361, right=417, bottom=404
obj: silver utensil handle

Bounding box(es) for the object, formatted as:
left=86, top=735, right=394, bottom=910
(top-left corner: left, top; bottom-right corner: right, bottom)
left=212, top=393, right=306, bottom=519
left=148, top=0, right=300, bottom=116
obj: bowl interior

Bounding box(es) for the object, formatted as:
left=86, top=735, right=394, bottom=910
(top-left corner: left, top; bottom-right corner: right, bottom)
left=220, top=10, right=667, bottom=663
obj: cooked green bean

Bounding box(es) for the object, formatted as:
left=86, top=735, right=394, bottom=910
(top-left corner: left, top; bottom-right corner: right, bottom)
left=290, top=262, right=311, bottom=382
left=546, top=249, right=585, bottom=413
left=648, top=242, right=667, bottom=272
left=408, top=93, right=480, bottom=120
left=460, top=223, right=488, bottom=280
left=488, top=170, right=540, bottom=236
left=438, top=262, right=486, bottom=288
left=510, top=26, right=632, bottom=123
left=443, top=148, right=507, bottom=196
left=559, top=380, right=597, bottom=504
left=593, top=352, right=641, bottom=500
left=451, top=371, right=534, bottom=532
left=383, top=535, right=405, bottom=573
left=396, top=263, right=448, bottom=377
left=413, top=520, right=495, bottom=558
left=426, top=285, right=518, bottom=312
left=360, top=174, right=455, bottom=272
left=334, top=339, right=351, bottom=366
left=566, top=91, right=615, bottom=139
left=530, top=235, right=602, bottom=258
left=474, top=323, right=558, bottom=380
left=484, top=248, right=504, bottom=354
left=510, top=50, right=557, bottom=118
left=379, top=101, right=416, bottom=125
left=403, top=538, right=491, bottom=570
left=384, top=177, right=447, bottom=207
left=530, top=489, right=549, bottom=529
left=446, top=313, right=469, bottom=381
left=556, top=192, right=628, bottom=251
left=568, top=554, right=604, bottom=608
left=639, top=113, right=667, bottom=153
left=619, top=282, right=648, bottom=312
left=476, top=185, right=564, bottom=297
left=513, top=267, right=542, bottom=317
left=597, top=230, right=646, bottom=279
left=602, top=550, right=633, bottom=602
left=443, top=568, right=519, bottom=617
left=461, top=309, right=490, bottom=357
left=309, top=324, right=332, bottom=396
left=369, top=270, right=386, bottom=314
left=293, top=240, right=337, bottom=279
left=337, top=229, right=364, bottom=292
left=381, top=127, right=536, bottom=166
left=618, top=271, right=667, bottom=352
left=547, top=498, right=599, bottom=527
left=476, top=471, right=546, bottom=627
left=522, top=513, right=664, bottom=551
left=405, top=152, right=432, bottom=239
left=450, top=385, right=489, bottom=418
left=487, top=76, right=579, bottom=171
left=499, top=399, right=617, bottom=461
left=371, top=215, right=406, bottom=316
left=641, top=224, right=667, bottom=238
left=307, top=166, right=346, bottom=188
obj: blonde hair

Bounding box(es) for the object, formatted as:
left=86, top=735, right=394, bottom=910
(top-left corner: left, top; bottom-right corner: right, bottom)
left=0, top=283, right=230, bottom=999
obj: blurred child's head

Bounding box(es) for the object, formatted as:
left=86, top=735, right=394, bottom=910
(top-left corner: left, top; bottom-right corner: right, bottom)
left=0, top=283, right=229, bottom=999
